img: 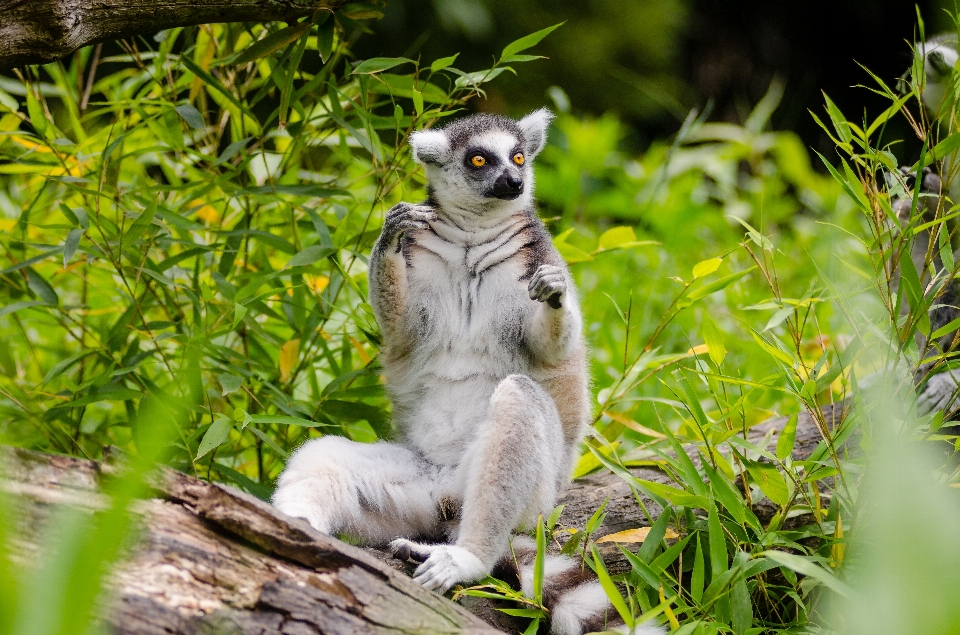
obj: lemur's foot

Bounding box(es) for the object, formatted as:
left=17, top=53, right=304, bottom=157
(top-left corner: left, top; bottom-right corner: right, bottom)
left=528, top=264, right=566, bottom=309
left=384, top=203, right=437, bottom=245
left=389, top=538, right=486, bottom=593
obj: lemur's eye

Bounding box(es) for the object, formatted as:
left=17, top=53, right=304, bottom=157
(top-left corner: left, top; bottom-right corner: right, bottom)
left=470, top=155, right=486, bottom=167
left=513, top=153, right=525, bottom=166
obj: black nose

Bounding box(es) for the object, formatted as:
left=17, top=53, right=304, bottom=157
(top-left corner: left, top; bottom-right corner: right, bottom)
left=506, top=175, right=523, bottom=191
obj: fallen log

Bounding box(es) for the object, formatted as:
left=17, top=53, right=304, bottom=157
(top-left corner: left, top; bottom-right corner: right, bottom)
left=0, top=401, right=844, bottom=634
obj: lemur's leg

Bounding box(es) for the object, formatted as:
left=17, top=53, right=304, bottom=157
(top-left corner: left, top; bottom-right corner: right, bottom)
left=391, top=374, right=566, bottom=592
left=525, top=264, right=582, bottom=364
left=272, top=436, right=447, bottom=544
left=368, top=202, right=437, bottom=342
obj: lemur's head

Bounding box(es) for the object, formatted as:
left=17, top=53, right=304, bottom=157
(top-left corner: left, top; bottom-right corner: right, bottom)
left=918, top=34, right=959, bottom=116
left=408, top=109, right=554, bottom=220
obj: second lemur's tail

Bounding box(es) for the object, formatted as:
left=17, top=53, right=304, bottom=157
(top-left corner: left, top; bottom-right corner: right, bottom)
left=497, top=536, right=666, bottom=635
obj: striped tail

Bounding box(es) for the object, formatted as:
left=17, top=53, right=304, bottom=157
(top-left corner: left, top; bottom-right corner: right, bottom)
left=498, top=536, right=667, bottom=635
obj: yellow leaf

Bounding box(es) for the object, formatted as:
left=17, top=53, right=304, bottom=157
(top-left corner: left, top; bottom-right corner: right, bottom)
left=305, top=274, right=329, bottom=293
left=603, top=411, right=666, bottom=439
left=692, top=257, right=723, bottom=279
left=596, top=527, right=680, bottom=544
left=686, top=344, right=709, bottom=356
left=598, top=226, right=637, bottom=251
left=193, top=200, right=221, bottom=224
left=279, top=339, right=300, bottom=382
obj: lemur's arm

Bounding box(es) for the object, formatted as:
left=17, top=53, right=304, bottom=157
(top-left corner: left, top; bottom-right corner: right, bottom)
left=524, top=264, right=582, bottom=364
left=368, top=203, right=436, bottom=342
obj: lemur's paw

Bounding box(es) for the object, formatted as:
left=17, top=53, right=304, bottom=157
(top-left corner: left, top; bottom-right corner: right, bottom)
left=389, top=539, right=486, bottom=593
left=528, top=264, right=566, bottom=309
left=384, top=203, right=437, bottom=240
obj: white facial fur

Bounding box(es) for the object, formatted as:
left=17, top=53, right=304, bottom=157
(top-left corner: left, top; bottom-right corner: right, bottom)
left=408, top=109, right=554, bottom=227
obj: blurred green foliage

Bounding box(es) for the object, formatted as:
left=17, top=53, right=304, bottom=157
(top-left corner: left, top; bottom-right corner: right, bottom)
left=2, top=6, right=960, bottom=635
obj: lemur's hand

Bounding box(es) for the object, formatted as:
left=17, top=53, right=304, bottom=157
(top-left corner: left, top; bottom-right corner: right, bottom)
left=382, top=203, right=437, bottom=248
left=528, top=264, right=566, bottom=309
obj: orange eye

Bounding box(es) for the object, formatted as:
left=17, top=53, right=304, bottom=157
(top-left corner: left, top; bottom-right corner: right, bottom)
left=513, top=153, right=525, bottom=165
left=470, top=155, right=486, bottom=167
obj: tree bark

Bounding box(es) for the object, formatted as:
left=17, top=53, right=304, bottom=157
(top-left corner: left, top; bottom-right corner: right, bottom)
left=0, top=0, right=344, bottom=71
left=1, top=446, right=501, bottom=635
left=0, top=402, right=844, bottom=634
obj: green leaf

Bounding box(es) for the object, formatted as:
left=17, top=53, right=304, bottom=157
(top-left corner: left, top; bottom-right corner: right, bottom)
left=247, top=414, right=329, bottom=427
left=763, top=306, right=793, bottom=331
left=25, top=267, right=58, bottom=306
left=691, top=536, right=705, bottom=602
left=352, top=57, right=414, bottom=74
left=215, top=137, right=252, bottom=165
left=219, top=373, right=243, bottom=395
left=590, top=544, right=633, bottom=628
left=0, top=301, right=46, bottom=320
left=775, top=413, right=798, bottom=460
left=287, top=245, right=334, bottom=268
left=234, top=22, right=311, bottom=65
left=122, top=199, right=158, bottom=249
left=412, top=87, right=424, bottom=116
left=744, top=460, right=789, bottom=507
left=636, top=479, right=709, bottom=510
left=317, top=19, right=335, bottom=63
left=914, top=133, right=960, bottom=170
left=701, top=314, right=726, bottom=366
left=637, top=507, right=672, bottom=563
left=708, top=499, right=728, bottom=581
left=196, top=415, right=234, bottom=459
left=534, top=517, right=546, bottom=604
left=63, top=228, right=83, bottom=267
left=692, top=257, right=722, bottom=279
left=501, top=23, right=564, bottom=59
left=248, top=425, right=290, bottom=459
left=598, top=226, right=637, bottom=250
left=175, top=104, right=205, bottom=130
left=687, top=267, right=757, bottom=301
left=703, top=463, right=746, bottom=525
left=25, top=86, right=47, bottom=137
left=731, top=576, right=753, bottom=635
left=430, top=54, right=459, bottom=73
left=932, top=316, right=960, bottom=340
left=759, top=551, right=853, bottom=598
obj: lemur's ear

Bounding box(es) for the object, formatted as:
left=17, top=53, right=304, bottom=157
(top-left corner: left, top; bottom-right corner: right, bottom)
left=518, top=108, right=554, bottom=159
left=409, top=129, right=450, bottom=165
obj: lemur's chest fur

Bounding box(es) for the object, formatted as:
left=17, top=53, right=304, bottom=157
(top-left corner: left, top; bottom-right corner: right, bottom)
left=383, top=211, right=561, bottom=464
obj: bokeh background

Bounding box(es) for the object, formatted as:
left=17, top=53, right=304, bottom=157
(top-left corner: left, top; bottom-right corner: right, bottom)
left=358, top=0, right=952, bottom=157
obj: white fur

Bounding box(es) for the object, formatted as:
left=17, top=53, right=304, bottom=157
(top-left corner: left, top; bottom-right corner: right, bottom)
left=409, top=128, right=450, bottom=165
left=920, top=39, right=959, bottom=116
left=552, top=582, right=667, bottom=635
left=519, top=108, right=555, bottom=158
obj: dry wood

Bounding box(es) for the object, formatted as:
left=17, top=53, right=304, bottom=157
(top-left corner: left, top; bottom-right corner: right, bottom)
left=0, top=0, right=344, bottom=70
left=1, top=446, right=501, bottom=635
left=0, top=401, right=844, bottom=634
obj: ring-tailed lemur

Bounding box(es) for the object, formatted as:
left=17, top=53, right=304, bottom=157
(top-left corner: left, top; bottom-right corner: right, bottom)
left=894, top=36, right=960, bottom=415
left=272, top=110, right=666, bottom=635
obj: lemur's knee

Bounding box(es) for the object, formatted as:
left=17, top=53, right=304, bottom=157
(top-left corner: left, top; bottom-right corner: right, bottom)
left=490, top=375, right=560, bottom=430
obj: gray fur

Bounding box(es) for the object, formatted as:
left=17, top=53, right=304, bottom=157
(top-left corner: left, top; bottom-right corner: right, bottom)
left=272, top=110, right=646, bottom=634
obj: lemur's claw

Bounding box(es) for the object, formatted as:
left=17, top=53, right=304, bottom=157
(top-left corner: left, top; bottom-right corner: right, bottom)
left=528, top=264, right=566, bottom=308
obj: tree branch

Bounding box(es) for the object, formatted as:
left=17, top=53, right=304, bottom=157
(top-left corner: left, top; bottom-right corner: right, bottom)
left=0, top=0, right=344, bottom=70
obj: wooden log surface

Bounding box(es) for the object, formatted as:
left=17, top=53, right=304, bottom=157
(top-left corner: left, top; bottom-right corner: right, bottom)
left=2, top=447, right=500, bottom=635
left=0, top=401, right=844, bottom=634
left=0, top=0, right=345, bottom=70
